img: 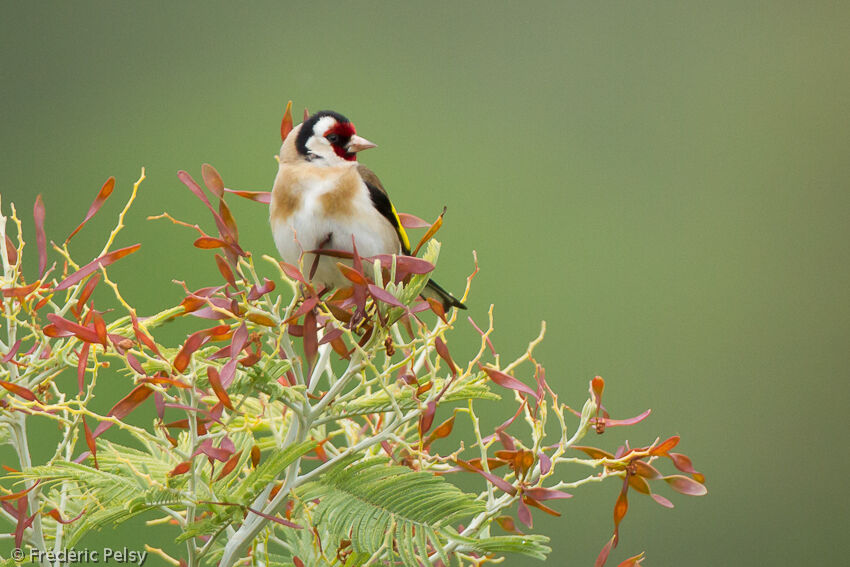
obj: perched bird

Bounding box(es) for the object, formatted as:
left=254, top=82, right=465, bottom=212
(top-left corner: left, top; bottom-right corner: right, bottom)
left=270, top=110, right=466, bottom=310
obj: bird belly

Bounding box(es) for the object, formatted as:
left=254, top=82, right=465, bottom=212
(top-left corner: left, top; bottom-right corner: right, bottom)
left=271, top=175, right=399, bottom=289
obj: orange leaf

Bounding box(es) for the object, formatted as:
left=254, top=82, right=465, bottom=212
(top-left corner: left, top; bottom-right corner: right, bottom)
left=412, top=206, right=445, bottom=256
left=424, top=414, right=455, bottom=448
left=91, top=384, right=153, bottom=438
left=434, top=336, right=457, bottom=377
left=202, top=164, right=225, bottom=199
left=83, top=418, right=98, bottom=469
left=194, top=236, right=226, bottom=249
left=207, top=366, right=233, bottom=410
left=66, top=176, right=115, bottom=243
left=216, top=450, right=243, bottom=481
left=55, top=244, right=141, bottom=291
left=2, top=281, right=41, bottom=299
left=651, top=435, right=680, bottom=456
left=34, top=195, right=47, bottom=277
left=0, top=380, right=39, bottom=402
left=169, top=461, right=192, bottom=477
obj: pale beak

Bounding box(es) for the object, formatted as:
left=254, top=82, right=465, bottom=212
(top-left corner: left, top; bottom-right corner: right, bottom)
left=346, top=135, right=377, bottom=153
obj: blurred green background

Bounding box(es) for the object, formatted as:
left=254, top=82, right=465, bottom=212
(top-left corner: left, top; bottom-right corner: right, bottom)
left=2, top=1, right=849, bottom=565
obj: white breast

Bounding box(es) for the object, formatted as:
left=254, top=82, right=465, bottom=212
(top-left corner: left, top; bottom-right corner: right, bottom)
left=270, top=165, right=400, bottom=289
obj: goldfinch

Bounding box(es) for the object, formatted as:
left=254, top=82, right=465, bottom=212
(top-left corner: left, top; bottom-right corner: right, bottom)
left=270, top=110, right=466, bottom=311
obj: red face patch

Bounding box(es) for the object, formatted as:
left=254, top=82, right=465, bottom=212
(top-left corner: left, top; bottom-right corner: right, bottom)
left=324, top=122, right=358, bottom=161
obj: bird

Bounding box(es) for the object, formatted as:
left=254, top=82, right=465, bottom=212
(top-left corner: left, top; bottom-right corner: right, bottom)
left=269, top=110, right=466, bottom=311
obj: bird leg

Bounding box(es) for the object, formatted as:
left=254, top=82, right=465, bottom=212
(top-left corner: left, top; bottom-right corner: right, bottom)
left=309, top=232, right=334, bottom=281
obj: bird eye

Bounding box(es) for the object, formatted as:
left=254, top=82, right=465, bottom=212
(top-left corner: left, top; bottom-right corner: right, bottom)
left=325, top=133, right=340, bottom=144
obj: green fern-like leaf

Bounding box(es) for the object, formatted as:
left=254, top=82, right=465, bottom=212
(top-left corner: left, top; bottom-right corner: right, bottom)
left=446, top=532, right=552, bottom=561
left=298, top=456, right=485, bottom=566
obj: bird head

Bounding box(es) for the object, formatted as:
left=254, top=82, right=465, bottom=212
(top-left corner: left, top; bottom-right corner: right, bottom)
left=291, top=110, right=376, bottom=165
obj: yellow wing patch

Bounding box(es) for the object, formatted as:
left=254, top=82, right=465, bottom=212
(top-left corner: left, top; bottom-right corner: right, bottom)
left=390, top=201, right=411, bottom=252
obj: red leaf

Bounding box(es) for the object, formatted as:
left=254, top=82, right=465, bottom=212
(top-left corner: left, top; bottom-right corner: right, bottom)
left=2, top=340, right=21, bottom=363
left=613, top=479, right=629, bottom=531
left=46, top=507, right=86, bottom=525
left=668, top=452, right=704, bottom=483
left=92, top=312, right=107, bottom=347
left=126, top=352, right=144, bottom=375
left=424, top=414, right=455, bottom=449
left=280, top=100, right=294, bottom=141
left=456, top=459, right=517, bottom=495
left=177, top=171, right=244, bottom=256
left=368, top=284, right=404, bottom=307
left=215, top=254, right=236, bottom=287
left=46, top=313, right=100, bottom=344
left=2, top=281, right=41, bottom=299
left=219, top=199, right=239, bottom=244
left=293, top=557, right=305, bottom=567
left=572, top=446, right=615, bottom=460
left=398, top=213, right=431, bottom=229
left=495, top=515, right=519, bottom=534
left=4, top=234, right=17, bottom=265
left=663, top=475, right=708, bottom=496
left=208, top=366, right=234, bottom=410
left=174, top=325, right=229, bottom=373
left=245, top=506, right=302, bottom=529
left=33, top=195, right=47, bottom=277
left=0, top=380, right=39, bottom=402
left=55, top=244, right=141, bottom=291
left=633, top=460, right=662, bottom=480
left=435, top=337, right=458, bottom=378
left=303, top=309, right=318, bottom=377
left=66, top=176, right=115, bottom=243
left=419, top=400, right=437, bottom=435
left=651, top=493, right=674, bottom=508
left=194, top=236, right=226, bottom=249
left=602, top=409, right=652, bottom=427
left=523, top=496, right=561, bottom=517
left=284, top=296, right=319, bottom=324
left=538, top=452, right=552, bottom=475
left=131, top=311, right=161, bottom=357
left=77, top=343, right=90, bottom=393
left=0, top=482, right=40, bottom=502
left=616, top=552, right=646, bottom=566
left=202, top=164, right=225, bottom=199
left=651, top=435, right=680, bottom=456
left=280, top=262, right=307, bottom=284
left=194, top=439, right=232, bottom=462
left=216, top=450, right=243, bottom=481
left=517, top=497, right=532, bottom=528
left=595, top=536, right=616, bottom=567
left=92, top=384, right=153, bottom=438
left=83, top=418, right=98, bottom=469
left=224, top=189, right=272, bottom=204
left=169, top=461, right=192, bottom=477
left=247, top=278, right=276, bottom=300
left=318, top=327, right=343, bottom=346
left=524, top=487, right=572, bottom=501
left=337, top=262, right=368, bottom=285
left=251, top=445, right=261, bottom=467
left=368, top=255, right=435, bottom=275
left=497, top=431, right=516, bottom=452
left=481, top=365, right=539, bottom=400
left=74, top=273, right=100, bottom=315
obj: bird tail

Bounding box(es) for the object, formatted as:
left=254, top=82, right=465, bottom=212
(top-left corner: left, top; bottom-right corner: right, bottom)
left=422, top=279, right=467, bottom=311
